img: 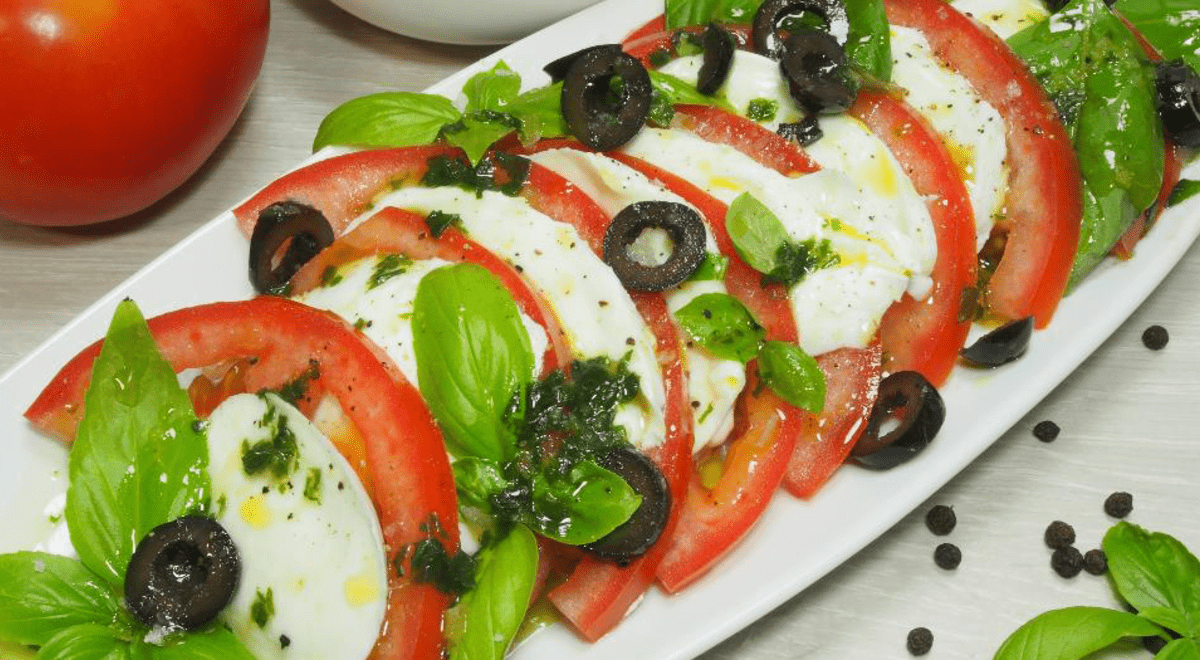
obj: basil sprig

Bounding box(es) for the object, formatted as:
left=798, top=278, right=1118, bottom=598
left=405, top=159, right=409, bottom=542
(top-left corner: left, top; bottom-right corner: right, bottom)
left=995, top=522, right=1200, bottom=659
left=0, top=300, right=253, bottom=658
left=446, top=525, right=539, bottom=660
left=1116, top=0, right=1200, bottom=75
left=726, top=191, right=839, bottom=287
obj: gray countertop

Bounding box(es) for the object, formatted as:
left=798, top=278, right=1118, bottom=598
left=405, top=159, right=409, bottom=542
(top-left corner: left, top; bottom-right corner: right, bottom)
left=2, top=1, right=1198, bottom=658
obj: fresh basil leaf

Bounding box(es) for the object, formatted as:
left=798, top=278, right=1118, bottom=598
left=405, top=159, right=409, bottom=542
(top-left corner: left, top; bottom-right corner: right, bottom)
left=504, top=83, right=569, bottom=144
left=675, top=292, right=765, bottom=363
left=844, top=0, right=892, bottom=81
left=0, top=552, right=124, bottom=647
left=313, top=92, right=463, bottom=152
left=36, top=623, right=130, bottom=660
left=412, top=264, right=535, bottom=463
left=463, top=61, right=523, bottom=114
left=132, top=623, right=256, bottom=660
left=1169, top=179, right=1200, bottom=207
left=441, top=113, right=519, bottom=166
left=765, top=237, right=839, bottom=287
left=1157, top=637, right=1200, bottom=660
left=66, top=300, right=210, bottom=589
left=0, top=641, right=34, bottom=660
left=757, top=340, right=825, bottom=413
left=688, top=252, right=730, bottom=281
left=1104, top=522, right=1200, bottom=637
left=726, top=191, right=791, bottom=275
left=1008, top=0, right=1164, bottom=287
left=526, top=460, right=641, bottom=545
left=993, top=606, right=1165, bottom=660
left=1116, top=0, right=1200, bottom=74
left=446, top=525, right=538, bottom=660
left=649, top=71, right=736, bottom=112
left=452, top=456, right=510, bottom=516
left=665, top=0, right=759, bottom=28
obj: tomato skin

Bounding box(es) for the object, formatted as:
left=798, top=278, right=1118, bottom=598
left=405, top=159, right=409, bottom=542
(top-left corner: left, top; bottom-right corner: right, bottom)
left=0, top=0, right=269, bottom=226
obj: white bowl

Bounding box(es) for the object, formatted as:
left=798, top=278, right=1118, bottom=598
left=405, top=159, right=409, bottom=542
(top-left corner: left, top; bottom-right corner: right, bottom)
left=327, top=0, right=606, bottom=45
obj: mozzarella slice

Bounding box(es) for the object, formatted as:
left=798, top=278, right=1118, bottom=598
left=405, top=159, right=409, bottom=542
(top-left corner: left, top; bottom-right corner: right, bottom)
left=952, top=0, right=1049, bottom=40
left=206, top=392, right=387, bottom=660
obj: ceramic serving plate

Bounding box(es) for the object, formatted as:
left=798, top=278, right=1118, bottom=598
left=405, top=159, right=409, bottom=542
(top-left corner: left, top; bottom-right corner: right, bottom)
left=2, top=0, right=1198, bottom=658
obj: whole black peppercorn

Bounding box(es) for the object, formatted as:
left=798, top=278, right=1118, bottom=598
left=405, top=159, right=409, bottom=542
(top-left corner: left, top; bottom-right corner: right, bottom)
left=1104, top=491, right=1133, bottom=518
left=907, top=627, right=934, bottom=655
left=1083, top=549, right=1108, bottom=575
left=925, top=505, right=957, bottom=536
left=1052, top=546, right=1084, bottom=578
left=1032, top=420, right=1060, bottom=442
left=1141, top=325, right=1169, bottom=350
left=1044, top=520, right=1076, bottom=549
left=934, top=542, right=962, bottom=570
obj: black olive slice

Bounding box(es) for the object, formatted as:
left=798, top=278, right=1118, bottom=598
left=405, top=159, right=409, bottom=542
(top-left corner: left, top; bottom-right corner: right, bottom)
left=561, top=47, right=653, bottom=151
left=543, top=44, right=624, bottom=83
left=125, top=516, right=241, bottom=631
left=851, top=371, right=944, bottom=470
left=959, top=316, right=1034, bottom=367
left=778, top=115, right=824, bottom=146
left=697, top=23, right=736, bottom=96
left=751, top=0, right=849, bottom=60
left=249, top=201, right=335, bottom=294
left=779, top=29, right=858, bottom=115
left=603, top=201, right=707, bottom=291
left=582, top=445, right=671, bottom=565
left=1155, top=60, right=1200, bottom=149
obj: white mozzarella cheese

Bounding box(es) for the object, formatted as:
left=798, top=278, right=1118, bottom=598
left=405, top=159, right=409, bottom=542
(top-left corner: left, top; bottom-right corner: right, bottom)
left=659, top=52, right=804, bottom=130
left=952, top=0, right=1050, bottom=40
left=890, top=24, right=1009, bottom=250
left=529, top=148, right=746, bottom=452
left=206, top=392, right=387, bottom=660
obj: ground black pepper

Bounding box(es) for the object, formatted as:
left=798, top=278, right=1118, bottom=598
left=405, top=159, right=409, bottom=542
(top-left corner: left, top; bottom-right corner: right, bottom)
left=1051, top=546, right=1084, bottom=578
left=1083, top=549, right=1108, bottom=575
left=1044, top=520, right=1076, bottom=549
left=1032, top=420, right=1060, bottom=442
left=1142, top=325, right=1169, bottom=350
left=1104, top=491, right=1133, bottom=518
left=934, top=542, right=961, bottom=570
left=907, top=627, right=934, bottom=655
left=925, top=505, right=956, bottom=536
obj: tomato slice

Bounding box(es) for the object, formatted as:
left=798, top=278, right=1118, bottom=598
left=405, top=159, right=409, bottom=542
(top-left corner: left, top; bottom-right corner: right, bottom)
left=671, top=104, right=820, bottom=177
left=883, top=0, right=1082, bottom=328
left=849, top=90, right=976, bottom=385
left=286, top=204, right=573, bottom=375
left=25, top=297, right=459, bottom=660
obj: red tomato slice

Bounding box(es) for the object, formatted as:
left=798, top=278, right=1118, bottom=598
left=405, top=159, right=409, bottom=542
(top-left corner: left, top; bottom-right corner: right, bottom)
left=286, top=205, right=573, bottom=375
left=883, top=0, right=1082, bottom=328
left=671, top=104, right=820, bottom=176
left=849, top=91, right=976, bottom=385
left=26, top=297, right=458, bottom=660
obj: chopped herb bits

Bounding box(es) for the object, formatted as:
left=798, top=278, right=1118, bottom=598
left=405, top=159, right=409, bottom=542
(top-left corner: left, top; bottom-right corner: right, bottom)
left=907, top=627, right=934, bottom=655
left=925, top=505, right=957, bottom=536
left=1141, top=324, right=1169, bottom=350
left=1032, top=420, right=1060, bottom=442
left=1051, top=546, right=1084, bottom=578
left=1043, top=520, right=1075, bottom=549
left=1104, top=491, right=1133, bottom=518
left=934, top=542, right=961, bottom=570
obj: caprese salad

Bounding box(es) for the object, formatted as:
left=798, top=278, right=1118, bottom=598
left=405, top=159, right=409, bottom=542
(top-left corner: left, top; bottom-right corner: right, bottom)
left=2, top=0, right=1197, bottom=658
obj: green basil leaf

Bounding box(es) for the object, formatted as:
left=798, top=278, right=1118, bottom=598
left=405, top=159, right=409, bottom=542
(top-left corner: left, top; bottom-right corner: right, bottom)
left=0, top=552, right=124, bottom=646
left=726, top=191, right=792, bottom=275
left=1169, top=179, right=1200, bottom=208
left=844, top=0, right=892, bottom=81
left=665, top=0, right=759, bottom=28
left=0, top=641, right=35, bottom=660
left=526, top=460, right=641, bottom=545
left=504, top=83, right=569, bottom=144
left=131, top=623, right=256, bottom=660
left=35, top=623, right=130, bottom=660
left=463, top=61, right=523, bottom=114
left=675, top=292, right=765, bottom=363
left=757, top=340, right=825, bottom=413
left=452, top=456, right=510, bottom=516
left=1008, top=0, right=1164, bottom=287
left=688, top=253, right=730, bottom=281
left=66, top=300, right=211, bottom=589
left=447, top=525, right=539, bottom=660
left=993, top=606, right=1165, bottom=660
left=413, top=263, right=535, bottom=463
left=313, top=92, right=463, bottom=152
left=649, top=71, right=736, bottom=112
left=1157, top=637, right=1200, bottom=660
left=441, top=113, right=518, bottom=166
left=1104, top=522, right=1200, bottom=637
left=1116, top=0, right=1200, bottom=74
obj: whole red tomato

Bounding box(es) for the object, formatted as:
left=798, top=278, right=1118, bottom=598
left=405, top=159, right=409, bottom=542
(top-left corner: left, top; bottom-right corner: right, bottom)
left=0, top=0, right=270, bottom=226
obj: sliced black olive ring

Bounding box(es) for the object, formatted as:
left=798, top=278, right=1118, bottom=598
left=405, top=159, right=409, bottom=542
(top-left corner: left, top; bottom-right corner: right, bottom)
left=959, top=316, right=1034, bottom=367
left=697, top=23, right=736, bottom=96
left=543, top=44, right=624, bottom=84
left=249, top=201, right=335, bottom=294
left=778, top=115, right=824, bottom=146
left=751, top=0, right=850, bottom=60
left=1155, top=59, right=1200, bottom=149
left=560, top=46, right=653, bottom=152
left=582, top=445, right=671, bottom=566
left=603, top=201, right=708, bottom=291
left=851, top=370, right=945, bottom=470
left=125, top=516, right=241, bottom=631
left=779, top=28, right=858, bottom=115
